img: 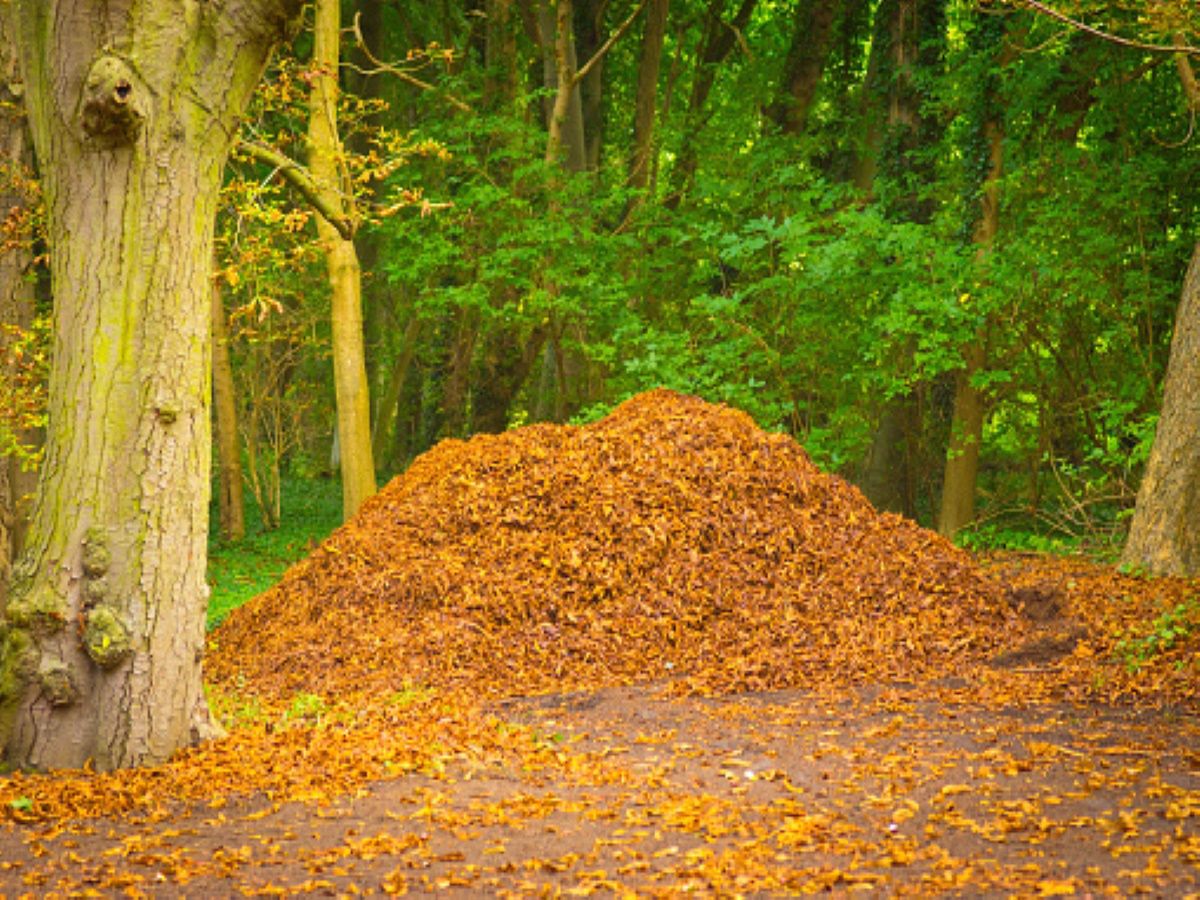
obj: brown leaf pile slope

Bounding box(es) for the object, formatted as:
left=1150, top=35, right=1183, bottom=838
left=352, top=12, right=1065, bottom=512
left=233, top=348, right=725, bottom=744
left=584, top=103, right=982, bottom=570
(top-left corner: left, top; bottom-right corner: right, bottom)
left=210, top=389, right=1020, bottom=701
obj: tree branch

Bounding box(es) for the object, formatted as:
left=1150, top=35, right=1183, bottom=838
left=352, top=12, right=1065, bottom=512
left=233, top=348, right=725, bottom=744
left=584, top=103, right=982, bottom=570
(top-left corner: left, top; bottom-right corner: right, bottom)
left=1014, top=1, right=1200, bottom=56
left=573, top=0, right=648, bottom=87
left=236, top=139, right=356, bottom=239
left=1177, top=36, right=1200, bottom=111
left=350, top=13, right=471, bottom=113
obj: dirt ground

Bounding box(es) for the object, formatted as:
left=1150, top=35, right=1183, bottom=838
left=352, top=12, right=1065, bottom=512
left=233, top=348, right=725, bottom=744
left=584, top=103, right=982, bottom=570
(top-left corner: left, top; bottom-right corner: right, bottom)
left=2, top=677, right=1197, bottom=898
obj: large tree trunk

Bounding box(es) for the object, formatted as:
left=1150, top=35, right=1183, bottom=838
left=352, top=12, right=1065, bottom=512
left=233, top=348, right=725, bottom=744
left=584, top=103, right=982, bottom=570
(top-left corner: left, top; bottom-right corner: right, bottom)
left=308, top=0, right=377, bottom=521
left=1121, top=241, right=1200, bottom=575
left=0, top=0, right=296, bottom=772
left=0, top=4, right=37, bottom=602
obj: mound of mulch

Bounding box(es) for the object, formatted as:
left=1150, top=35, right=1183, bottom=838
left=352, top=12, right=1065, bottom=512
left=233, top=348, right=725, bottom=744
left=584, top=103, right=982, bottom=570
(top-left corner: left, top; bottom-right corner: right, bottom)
left=209, top=390, right=1020, bottom=701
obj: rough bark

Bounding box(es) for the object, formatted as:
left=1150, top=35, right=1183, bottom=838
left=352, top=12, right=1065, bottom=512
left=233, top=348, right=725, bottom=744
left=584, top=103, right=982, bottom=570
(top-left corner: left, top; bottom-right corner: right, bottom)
left=1, top=0, right=299, bottom=771
left=308, top=0, right=377, bottom=521
left=1121, top=243, right=1200, bottom=575
left=211, top=277, right=245, bottom=544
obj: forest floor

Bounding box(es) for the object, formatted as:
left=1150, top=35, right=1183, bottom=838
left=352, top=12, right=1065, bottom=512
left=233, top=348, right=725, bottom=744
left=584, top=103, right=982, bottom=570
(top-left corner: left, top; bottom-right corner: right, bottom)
left=2, top=392, right=1199, bottom=896
left=1, top=558, right=1198, bottom=898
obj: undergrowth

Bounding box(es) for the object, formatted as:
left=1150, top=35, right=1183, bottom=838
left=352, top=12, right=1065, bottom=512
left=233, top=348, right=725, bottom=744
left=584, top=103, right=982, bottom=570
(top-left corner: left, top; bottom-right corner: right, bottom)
left=206, top=476, right=342, bottom=630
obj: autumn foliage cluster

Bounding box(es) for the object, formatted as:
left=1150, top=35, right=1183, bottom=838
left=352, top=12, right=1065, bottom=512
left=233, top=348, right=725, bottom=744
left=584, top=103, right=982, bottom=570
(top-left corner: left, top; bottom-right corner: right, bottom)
left=210, top=390, right=1021, bottom=700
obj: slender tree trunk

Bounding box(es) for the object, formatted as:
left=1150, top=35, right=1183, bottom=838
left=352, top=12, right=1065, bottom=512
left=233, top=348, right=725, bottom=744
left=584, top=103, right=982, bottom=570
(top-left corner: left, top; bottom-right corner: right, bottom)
left=0, top=4, right=37, bottom=602
left=856, top=0, right=945, bottom=516
left=668, top=0, right=758, bottom=203
left=2, top=0, right=297, bottom=771
left=542, top=0, right=587, bottom=168
left=936, top=14, right=1005, bottom=539
left=371, top=314, right=423, bottom=467
left=628, top=0, right=669, bottom=192
left=575, top=0, right=605, bottom=170
left=308, top=0, right=376, bottom=521
left=211, top=276, right=245, bottom=543
left=937, top=114, right=1002, bottom=538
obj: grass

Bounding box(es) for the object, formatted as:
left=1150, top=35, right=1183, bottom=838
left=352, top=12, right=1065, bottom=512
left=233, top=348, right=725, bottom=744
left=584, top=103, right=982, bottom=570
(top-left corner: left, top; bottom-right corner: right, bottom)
left=206, top=476, right=343, bottom=630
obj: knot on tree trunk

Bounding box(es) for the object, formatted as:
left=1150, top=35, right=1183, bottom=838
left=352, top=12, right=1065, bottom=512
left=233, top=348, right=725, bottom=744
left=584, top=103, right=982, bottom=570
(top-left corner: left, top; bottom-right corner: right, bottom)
left=79, top=55, right=146, bottom=147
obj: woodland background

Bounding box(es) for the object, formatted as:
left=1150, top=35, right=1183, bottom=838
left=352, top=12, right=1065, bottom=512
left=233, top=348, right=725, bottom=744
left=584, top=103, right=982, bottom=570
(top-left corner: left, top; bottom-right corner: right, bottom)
left=4, top=0, right=1200, bottom=582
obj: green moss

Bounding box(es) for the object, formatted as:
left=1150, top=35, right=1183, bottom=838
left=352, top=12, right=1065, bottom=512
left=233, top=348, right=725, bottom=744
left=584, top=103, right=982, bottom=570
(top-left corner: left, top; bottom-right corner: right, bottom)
left=38, top=662, right=78, bottom=707
left=82, top=606, right=132, bottom=669
left=0, top=625, right=34, bottom=705
left=82, top=528, right=111, bottom=578
left=6, top=586, right=67, bottom=630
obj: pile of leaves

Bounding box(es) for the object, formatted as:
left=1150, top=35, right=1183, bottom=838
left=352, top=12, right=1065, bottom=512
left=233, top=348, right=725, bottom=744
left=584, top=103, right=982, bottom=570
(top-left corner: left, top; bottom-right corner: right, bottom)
left=210, top=390, right=1020, bottom=701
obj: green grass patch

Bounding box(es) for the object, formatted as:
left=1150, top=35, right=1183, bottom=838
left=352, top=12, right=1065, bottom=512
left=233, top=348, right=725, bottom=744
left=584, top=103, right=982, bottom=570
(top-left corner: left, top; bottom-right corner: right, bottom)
left=206, top=476, right=342, bottom=630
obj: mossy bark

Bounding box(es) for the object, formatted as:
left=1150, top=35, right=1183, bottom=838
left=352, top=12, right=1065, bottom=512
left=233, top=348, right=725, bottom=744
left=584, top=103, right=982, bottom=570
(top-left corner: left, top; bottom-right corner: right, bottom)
left=1, top=0, right=298, bottom=772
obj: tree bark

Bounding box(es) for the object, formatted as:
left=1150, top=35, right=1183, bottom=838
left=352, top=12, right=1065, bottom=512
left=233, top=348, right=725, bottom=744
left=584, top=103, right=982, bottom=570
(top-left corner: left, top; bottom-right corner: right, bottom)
left=1122, top=242, right=1200, bottom=575
left=211, top=276, right=245, bottom=543
left=936, top=17, right=1006, bottom=539
left=628, top=0, right=669, bottom=192
left=541, top=0, right=588, bottom=168
left=1, top=0, right=298, bottom=771
left=308, top=0, right=377, bottom=521
left=769, top=0, right=841, bottom=135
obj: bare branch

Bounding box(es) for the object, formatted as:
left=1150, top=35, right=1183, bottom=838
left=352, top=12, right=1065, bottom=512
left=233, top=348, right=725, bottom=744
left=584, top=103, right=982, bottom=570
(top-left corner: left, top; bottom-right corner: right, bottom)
left=235, top=139, right=356, bottom=240
left=573, top=0, right=648, bottom=87
left=1014, top=1, right=1200, bottom=56
left=350, top=13, right=471, bottom=113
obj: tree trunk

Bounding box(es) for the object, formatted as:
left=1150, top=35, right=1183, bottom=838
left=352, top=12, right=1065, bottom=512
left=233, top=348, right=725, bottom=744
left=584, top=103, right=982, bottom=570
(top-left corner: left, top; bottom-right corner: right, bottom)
left=371, top=314, right=423, bottom=469
left=0, top=3, right=37, bottom=602
left=936, top=15, right=1005, bottom=539
left=769, top=0, right=841, bottom=135
left=308, top=0, right=377, bottom=521
left=1122, top=242, right=1200, bottom=575
left=575, top=0, right=606, bottom=170
left=937, top=339, right=987, bottom=537
left=211, top=276, right=245, bottom=543
left=668, top=0, right=758, bottom=203
left=628, top=0, right=669, bottom=192
left=1, top=0, right=297, bottom=771
left=541, top=0, right=587, bottom=168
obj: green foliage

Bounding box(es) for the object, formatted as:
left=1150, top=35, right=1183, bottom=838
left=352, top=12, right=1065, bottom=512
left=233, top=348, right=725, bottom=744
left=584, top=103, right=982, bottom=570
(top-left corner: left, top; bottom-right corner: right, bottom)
left=1115, top=597, right=1199, bottom=673
left=0, top=316, right=48, bottom=470
left=206, top=476, right=342, bottom=629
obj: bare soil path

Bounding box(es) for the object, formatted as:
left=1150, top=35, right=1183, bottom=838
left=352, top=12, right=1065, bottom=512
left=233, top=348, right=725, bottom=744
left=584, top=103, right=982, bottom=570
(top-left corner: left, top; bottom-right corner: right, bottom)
left=2, top=680, right=1197, bottom=897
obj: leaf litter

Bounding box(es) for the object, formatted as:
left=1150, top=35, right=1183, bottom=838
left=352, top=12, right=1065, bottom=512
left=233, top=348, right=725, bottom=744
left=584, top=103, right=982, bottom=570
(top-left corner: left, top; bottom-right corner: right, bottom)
left=1, top=388, right=1198, bottom=896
